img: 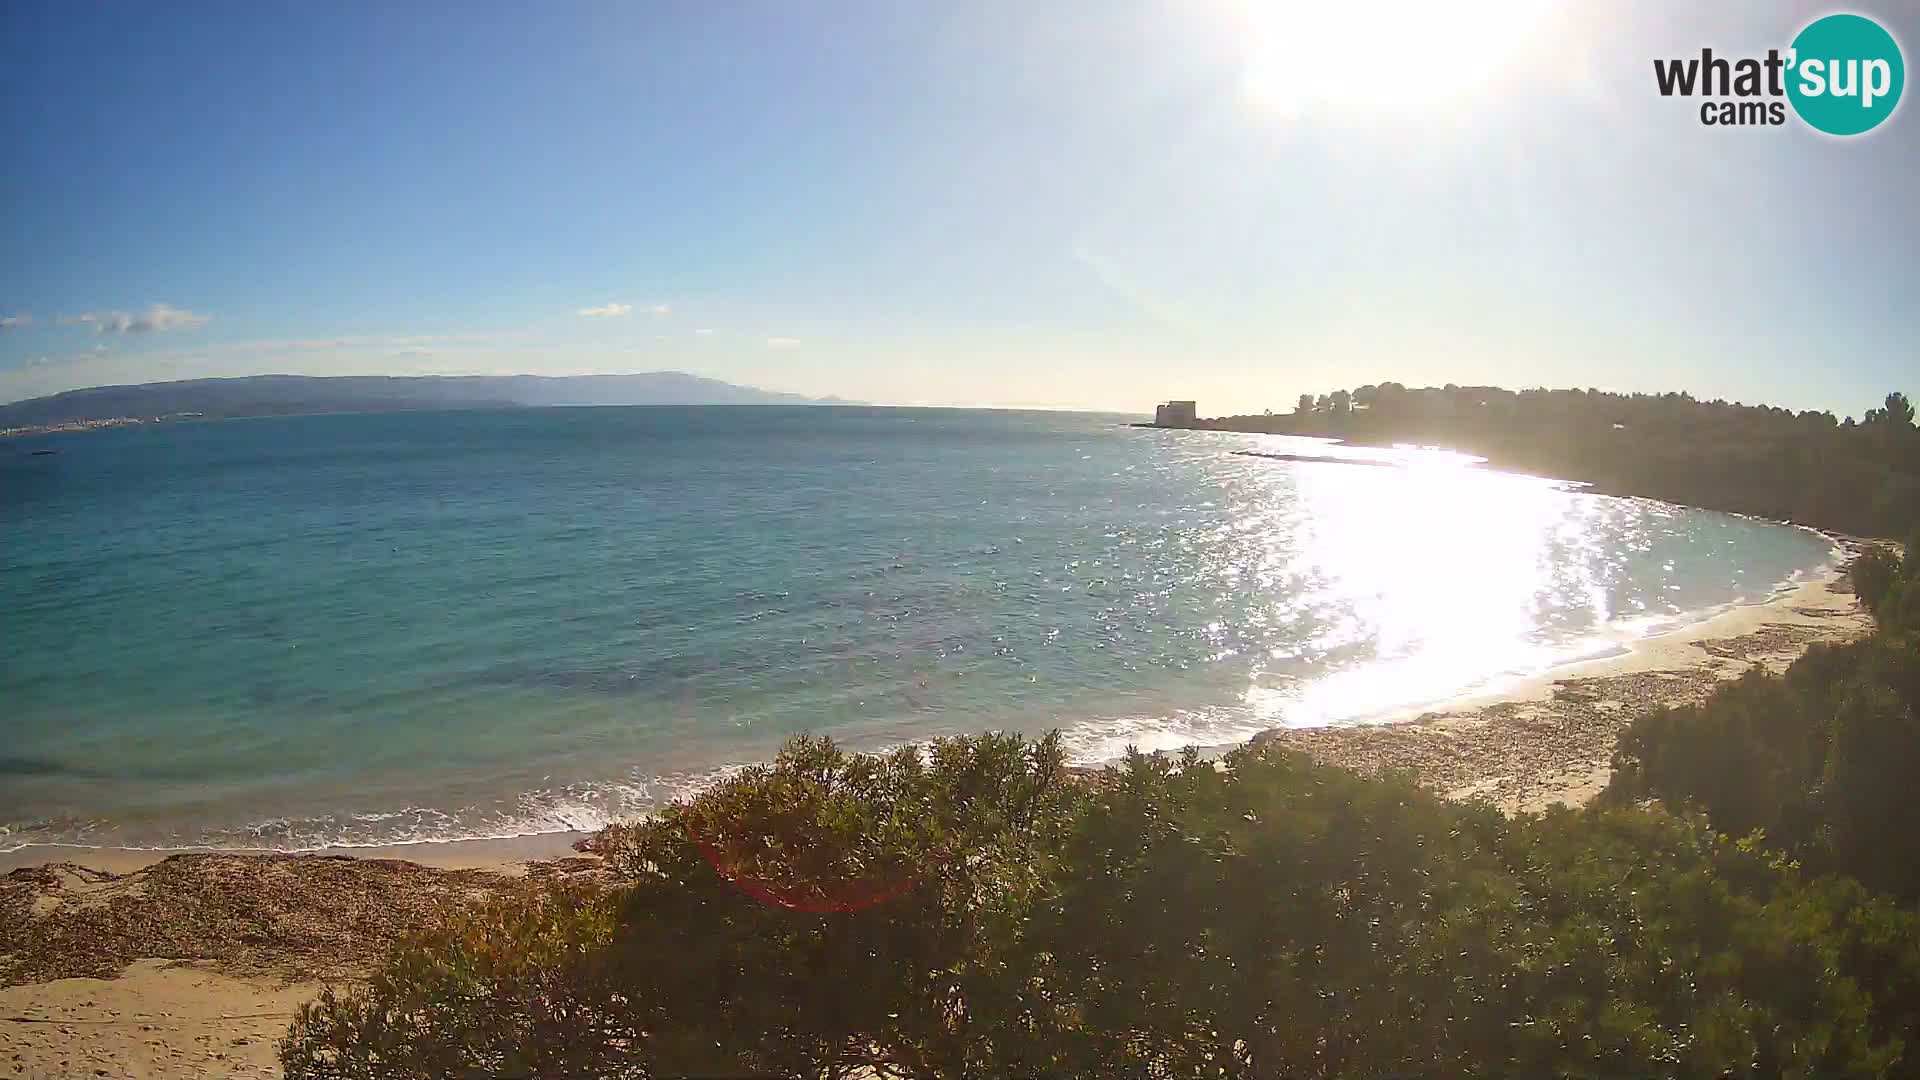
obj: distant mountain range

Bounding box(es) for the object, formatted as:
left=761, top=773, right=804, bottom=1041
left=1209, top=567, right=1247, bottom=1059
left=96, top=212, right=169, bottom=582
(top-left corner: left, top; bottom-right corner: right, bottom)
left=0, top=373, right=852, bottom=428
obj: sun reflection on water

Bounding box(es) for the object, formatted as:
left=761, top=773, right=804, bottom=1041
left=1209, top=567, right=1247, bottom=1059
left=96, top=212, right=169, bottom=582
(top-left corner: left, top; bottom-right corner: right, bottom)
left=1238, top=452, right=1615, bottom=727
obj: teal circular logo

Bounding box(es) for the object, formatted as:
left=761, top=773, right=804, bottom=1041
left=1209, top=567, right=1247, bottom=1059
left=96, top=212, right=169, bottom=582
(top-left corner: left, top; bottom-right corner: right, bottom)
left=1787, top=14, right=1904, bottom=135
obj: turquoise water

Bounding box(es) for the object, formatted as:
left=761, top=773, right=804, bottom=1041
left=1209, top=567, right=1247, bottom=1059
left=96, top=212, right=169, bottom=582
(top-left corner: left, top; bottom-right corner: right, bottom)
left=0, top=407, right=1833, bottom=851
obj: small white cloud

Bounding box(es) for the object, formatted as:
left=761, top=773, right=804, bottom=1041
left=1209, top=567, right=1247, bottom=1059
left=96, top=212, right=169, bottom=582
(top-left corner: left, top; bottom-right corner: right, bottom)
left=693, top=328, right=716, bottom=336
left=0, top=314, right=30, bottom=330
left=577, top=302, right=633, bottom=318
left=649, top=303, right=672, bottom=316
left=93, top=344, right=108, bottom=352
left=767, top=337, right=801, bottom=348
left=62, top=303, right=209, bottom=334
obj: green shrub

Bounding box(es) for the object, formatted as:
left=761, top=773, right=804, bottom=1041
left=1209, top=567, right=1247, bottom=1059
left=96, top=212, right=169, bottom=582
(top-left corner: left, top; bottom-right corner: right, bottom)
left=1607, top=662, right=1833, bottom=845
left=1878, top=575, right=1920, bottom=634
left=279, top=878, right=627, bottom=1079
left=282, top=736, right=1920, bottom=1079
left=1609, top=628, right=1920, bottom=902
left=1820, top=680, right=1920, bottom=896
left=1852, top=545, right=1906, bottom=616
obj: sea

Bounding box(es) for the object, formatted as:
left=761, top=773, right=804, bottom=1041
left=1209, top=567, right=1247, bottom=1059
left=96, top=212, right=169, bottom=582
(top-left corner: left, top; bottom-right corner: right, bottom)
left=0, top=406, right=1836, bottom=853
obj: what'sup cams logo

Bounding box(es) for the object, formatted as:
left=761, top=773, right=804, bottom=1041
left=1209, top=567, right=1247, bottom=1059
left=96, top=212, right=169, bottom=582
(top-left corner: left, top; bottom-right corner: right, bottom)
left=1655, top=12, right=1904, bottom=134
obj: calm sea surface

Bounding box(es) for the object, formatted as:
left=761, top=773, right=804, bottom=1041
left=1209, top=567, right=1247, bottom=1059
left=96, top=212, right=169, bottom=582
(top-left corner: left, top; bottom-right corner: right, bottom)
left=0, top=406, right=1834, bottom=851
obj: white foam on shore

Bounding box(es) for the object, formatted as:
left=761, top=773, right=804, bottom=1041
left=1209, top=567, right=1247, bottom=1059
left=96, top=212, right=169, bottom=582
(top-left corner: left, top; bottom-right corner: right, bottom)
left=2, top=541, right=1851, bottom=861
left=1058, top=538, right=1849, bottom=763
left=0, top=766, right=756, bottom=856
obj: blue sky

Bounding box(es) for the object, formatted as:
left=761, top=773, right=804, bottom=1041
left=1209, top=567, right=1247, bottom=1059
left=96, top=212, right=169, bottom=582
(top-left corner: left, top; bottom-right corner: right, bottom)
left=1, top=1, right=1914, bottom=415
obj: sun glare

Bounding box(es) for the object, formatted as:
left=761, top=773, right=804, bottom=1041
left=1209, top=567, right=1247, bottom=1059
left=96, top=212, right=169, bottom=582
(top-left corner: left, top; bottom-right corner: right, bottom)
left=1230, top=0, right=1562, bottom=112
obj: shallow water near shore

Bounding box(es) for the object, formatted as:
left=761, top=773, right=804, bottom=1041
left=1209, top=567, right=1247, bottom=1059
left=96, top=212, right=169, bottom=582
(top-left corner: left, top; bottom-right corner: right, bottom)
left=0, top=406, right=1835, bottom=852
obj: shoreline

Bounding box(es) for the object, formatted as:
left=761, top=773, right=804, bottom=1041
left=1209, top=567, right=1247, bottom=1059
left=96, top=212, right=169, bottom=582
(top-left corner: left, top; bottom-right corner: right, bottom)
left=0, top=829, right=592, bottom=876
left=1246, top=542, right=1872, bottom=813
left=0, top=541, right=1881, bottom=1079
left=1, top=535, right=1870, bottom=874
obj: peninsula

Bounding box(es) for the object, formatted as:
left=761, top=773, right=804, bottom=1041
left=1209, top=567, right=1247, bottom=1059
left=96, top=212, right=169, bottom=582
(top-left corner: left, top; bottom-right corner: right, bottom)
left=0, top=372, right=850, bottom=435
left=1146, top=384, right=1920, bottom=541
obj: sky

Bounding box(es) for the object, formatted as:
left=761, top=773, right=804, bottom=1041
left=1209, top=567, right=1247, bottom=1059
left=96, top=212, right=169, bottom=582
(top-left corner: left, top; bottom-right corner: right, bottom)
left=1, top=1, right=1915, bottom=416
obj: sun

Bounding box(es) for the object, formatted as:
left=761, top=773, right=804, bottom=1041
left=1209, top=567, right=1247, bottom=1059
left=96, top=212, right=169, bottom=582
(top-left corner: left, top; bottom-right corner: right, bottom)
left=1229, top=0, right=1563, bottom=113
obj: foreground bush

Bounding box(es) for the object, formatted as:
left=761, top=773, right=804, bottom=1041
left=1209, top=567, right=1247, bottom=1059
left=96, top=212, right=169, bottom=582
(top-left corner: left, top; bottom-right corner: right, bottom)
left=283, top=734, right=1920, bottom=1078
left=1851, top=545, right=1905, bottom=618
left=1852, top=539, right=1920, bottom=632
left=1608, top=626, right=1920, bottom=901
left=278, top=878, right=627, bottom=1079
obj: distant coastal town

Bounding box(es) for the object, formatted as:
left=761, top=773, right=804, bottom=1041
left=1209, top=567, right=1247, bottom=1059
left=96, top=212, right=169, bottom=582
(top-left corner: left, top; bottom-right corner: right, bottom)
left=2, top=413, right=202, bottom=439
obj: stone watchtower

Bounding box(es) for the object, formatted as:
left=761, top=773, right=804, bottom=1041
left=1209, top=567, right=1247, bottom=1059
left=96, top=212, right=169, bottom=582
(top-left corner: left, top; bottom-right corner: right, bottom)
left=1154, top=401, right=1197, bottom=428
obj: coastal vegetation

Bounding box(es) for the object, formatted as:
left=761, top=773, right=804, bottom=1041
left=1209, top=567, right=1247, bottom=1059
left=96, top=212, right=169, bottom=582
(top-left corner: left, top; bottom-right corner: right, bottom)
left=282, top=551, right=1920, bottom=1080
left=1199, top=385, right=1920, bottom=539
left=1609, top=539, right=1920, bottom=901
left=268, top=395, right=1920, bottom=1078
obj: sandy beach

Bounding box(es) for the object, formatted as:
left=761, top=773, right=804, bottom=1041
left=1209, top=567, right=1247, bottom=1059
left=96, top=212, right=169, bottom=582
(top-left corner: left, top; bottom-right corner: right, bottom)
left=1, top=850, right=606, bottom=1078
left=1, top=547, right=1878, bottom=1078
left=1249, top=548, right=1874, bottom=813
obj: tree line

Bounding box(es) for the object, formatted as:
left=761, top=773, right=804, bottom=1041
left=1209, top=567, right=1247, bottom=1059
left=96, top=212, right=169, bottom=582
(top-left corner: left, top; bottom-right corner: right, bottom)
left=1205, top=385, right=1919, bottom=539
